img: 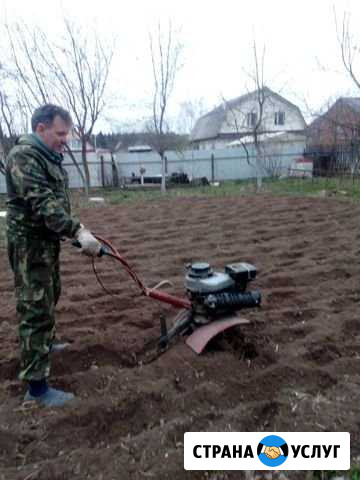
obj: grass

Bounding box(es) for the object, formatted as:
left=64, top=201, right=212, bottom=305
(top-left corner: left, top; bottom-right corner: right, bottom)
left=67, top=176, right=360, bottom=208
left=69, top=179, right=262, bottom=209
left=264, top=176, right=360, bottom=200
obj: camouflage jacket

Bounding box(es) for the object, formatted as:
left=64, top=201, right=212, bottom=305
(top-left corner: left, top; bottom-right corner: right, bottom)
left=6, top=134, right=81, bottom=240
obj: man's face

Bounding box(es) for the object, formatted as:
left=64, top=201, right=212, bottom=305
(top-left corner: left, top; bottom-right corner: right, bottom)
left=35, top=115, right=71, bottom=153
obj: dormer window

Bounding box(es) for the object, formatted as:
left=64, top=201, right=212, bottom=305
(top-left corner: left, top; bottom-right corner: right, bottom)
left=275, top=111, right=285, bottom=125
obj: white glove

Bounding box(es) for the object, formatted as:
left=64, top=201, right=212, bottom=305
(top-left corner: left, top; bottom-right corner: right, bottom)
left=75, top=225, right=101, bottom=257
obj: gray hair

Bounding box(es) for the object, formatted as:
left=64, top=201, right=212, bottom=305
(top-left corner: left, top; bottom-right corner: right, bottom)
left=31, top=104, right=72, bottom=132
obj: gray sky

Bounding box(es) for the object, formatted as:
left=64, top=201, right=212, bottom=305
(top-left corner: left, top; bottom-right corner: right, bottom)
left=2, top=0, right=360, bottom=131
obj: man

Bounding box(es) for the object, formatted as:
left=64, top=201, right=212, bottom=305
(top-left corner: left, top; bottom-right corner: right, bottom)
left=6, top=104, right=101, bottom=407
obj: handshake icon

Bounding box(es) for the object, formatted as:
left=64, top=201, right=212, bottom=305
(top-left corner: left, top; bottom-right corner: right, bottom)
left=257, top=442, right=289, bottom=459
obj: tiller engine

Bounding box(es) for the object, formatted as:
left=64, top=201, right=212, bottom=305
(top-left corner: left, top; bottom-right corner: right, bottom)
left=75, top=236, right=261, bottom=354
left=158, top=261, right=261, bottom=353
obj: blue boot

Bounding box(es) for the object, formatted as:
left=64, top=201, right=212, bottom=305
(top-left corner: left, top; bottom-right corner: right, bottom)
left=24, top=387, right=75, bottom=407
left=50, top=342, right=71, bottom=353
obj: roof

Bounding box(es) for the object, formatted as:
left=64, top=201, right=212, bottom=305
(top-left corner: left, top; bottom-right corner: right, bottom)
left=190, top=87, right=306, bottom=142
left=128, top=145, right=152, bottom=153
left=342, top=97, right=360, bottom=114
left=309, top=97, right=360, bottom=130
left=226, top=131, right=305, bottom=147
left=190, top=106, right=226, bottom=141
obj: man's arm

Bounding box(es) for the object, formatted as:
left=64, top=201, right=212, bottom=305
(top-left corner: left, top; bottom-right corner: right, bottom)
left=8, top=152, right=80, bottom=238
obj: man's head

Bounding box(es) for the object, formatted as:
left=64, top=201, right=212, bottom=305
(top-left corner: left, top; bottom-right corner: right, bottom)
left=31, top=104, right=72, bottom=153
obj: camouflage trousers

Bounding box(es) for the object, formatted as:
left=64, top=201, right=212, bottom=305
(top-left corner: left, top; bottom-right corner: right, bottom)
left=7, top=234, right=61, bottom=382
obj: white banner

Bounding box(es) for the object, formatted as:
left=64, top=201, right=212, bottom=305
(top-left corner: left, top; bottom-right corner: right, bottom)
left=184, top=432, right=350, bottom=470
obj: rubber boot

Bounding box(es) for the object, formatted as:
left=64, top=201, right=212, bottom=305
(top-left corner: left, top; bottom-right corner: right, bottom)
left=50, top=342, right=71, bottom=353
left=24, top=387, right=75, bottom=407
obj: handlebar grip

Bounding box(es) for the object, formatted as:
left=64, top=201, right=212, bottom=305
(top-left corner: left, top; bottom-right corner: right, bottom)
left=71, top=240, right=108, bottom=257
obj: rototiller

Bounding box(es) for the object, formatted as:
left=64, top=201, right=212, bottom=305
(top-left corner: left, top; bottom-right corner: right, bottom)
left=74, top=235, right=261, bottom=354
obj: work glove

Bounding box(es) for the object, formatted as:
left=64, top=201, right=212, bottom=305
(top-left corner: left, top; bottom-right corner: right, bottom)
left=75, top=225, right=102, bottom=257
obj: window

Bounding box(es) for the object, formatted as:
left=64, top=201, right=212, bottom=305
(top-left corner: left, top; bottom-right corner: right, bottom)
left=275, top=111, right=285, bottom=126
left=246, top=112, right=257, bottom=127
left=352, top=126, right=360, bottom=138
left=336, top=125, right=344, bottom=136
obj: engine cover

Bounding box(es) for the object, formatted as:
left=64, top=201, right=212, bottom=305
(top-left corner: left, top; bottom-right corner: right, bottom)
left=185, top=270, right=235, bottom=294
left=185, top=261, right=257, bottom=295
left=225, top=262, right=257, bottom=291
left=185, top=261, right=260, bottom=315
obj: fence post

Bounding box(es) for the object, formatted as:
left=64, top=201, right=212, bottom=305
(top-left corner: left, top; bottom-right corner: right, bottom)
left=111, top=154, right=119, bottom=187
left=211, top=153, right=215, bottom=183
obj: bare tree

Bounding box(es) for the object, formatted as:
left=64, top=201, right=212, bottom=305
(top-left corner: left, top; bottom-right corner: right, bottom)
left=306, top=95, right=360, bottom=175
left=177, top=98, right=208, bottom=137
left=0, top=88, right=14, bottom=174
left=336, top=10, right=360, bottom=91
left=4, top=18, right=115, bottom=196
left=147, top=21, right=183, bottom=193
left=312, top=10, right=360, bottom=175
left=222, top=96, right=252, bottom=167
left=222, top=40, right=273, bottom=190
left=0, top=64, right=30, bottom=174
left=251, top=42, right=268, bottom=190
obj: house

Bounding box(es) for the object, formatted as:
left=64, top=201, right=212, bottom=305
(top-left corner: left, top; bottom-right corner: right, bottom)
left=306, top=97, right=360, bottom=174
left=190, top=87, right=306, bottom=150
left=307, top=97, right=360, bottom=148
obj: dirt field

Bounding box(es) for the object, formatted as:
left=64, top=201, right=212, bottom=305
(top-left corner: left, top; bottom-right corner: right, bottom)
left=0, top=193, right=359, bottom=479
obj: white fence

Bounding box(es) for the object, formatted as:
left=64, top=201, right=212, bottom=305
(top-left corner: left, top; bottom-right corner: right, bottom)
left=115, top=141, right=305, bottom=183
left=0, top=141, right=306, bottom=193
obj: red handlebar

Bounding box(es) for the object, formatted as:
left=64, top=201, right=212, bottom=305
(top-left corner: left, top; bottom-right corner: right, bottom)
left=94, top=235, right=192, bottom=310
left=145, top=288, right=192, bottom=310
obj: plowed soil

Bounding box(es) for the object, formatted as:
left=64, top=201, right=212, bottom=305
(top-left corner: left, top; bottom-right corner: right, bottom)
left=0, top=193, right=359, bottom=480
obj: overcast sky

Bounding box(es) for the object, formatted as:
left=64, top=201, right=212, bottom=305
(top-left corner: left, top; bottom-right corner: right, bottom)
left=2, top=0, right=360, bottom=132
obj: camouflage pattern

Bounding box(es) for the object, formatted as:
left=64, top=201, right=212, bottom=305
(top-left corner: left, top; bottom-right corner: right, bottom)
left=5, top=134, right=80, bottom=381
left=8, top=236, right=60, bottom=380
left=6, top=134, right=80, bottom=239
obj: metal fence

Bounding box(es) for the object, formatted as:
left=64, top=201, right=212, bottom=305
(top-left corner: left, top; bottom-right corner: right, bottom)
left=306, top=144, right=360, bottom=176
left=115, top=144, right=305, bottom=185
left=0, top=144, right=306, bottom=193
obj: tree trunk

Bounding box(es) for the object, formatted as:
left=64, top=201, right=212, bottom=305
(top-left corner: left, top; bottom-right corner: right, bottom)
left=100, top=155, right=105, bottom=187
left=0, top=126, right=16, bottom=174
left=82, top=139, right=91, bottom=197
left=161, top=152, right=166, bottom=194
left=255, top=145, right=263, bottom=191
left=64, top=144, right=89, bottom=198
left=0, top=158, right=5, bottom=175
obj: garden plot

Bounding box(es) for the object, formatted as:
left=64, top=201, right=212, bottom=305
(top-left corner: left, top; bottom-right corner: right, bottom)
left=0, top=194, right=359, bottom=479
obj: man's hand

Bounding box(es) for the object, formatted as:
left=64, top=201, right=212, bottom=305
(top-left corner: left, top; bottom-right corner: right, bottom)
left=264, top=446, right=281, bottom=459
left=75, top=226, right=101, bottom=257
